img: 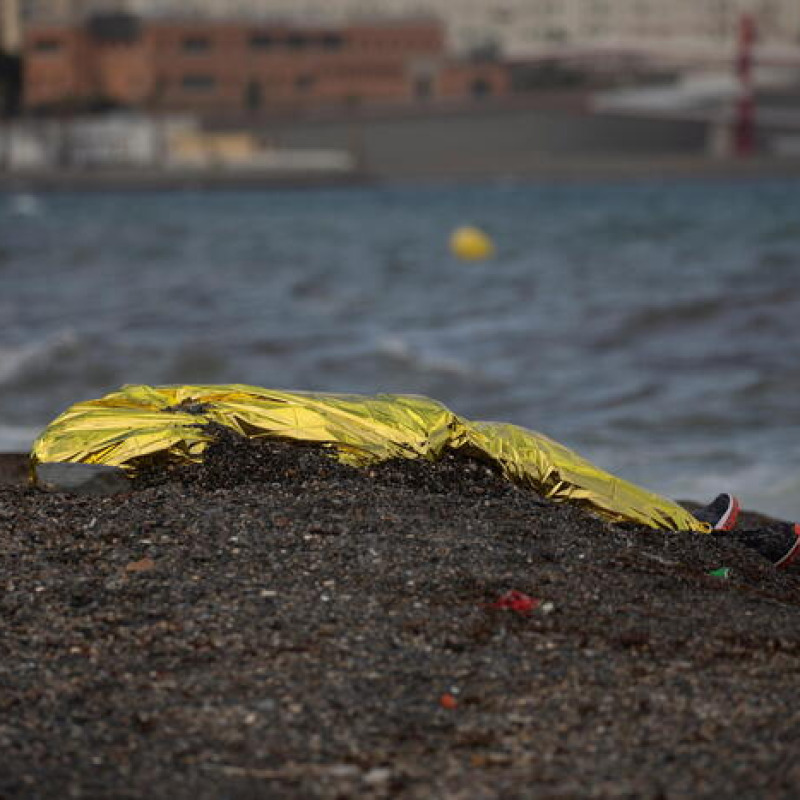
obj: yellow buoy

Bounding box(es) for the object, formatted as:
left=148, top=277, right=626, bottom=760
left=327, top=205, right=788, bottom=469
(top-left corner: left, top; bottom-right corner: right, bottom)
left=449, top=226, right=494, bottom=261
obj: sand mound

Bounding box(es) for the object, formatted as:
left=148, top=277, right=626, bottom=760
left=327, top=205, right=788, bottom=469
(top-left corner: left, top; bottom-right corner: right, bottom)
left=1, top=434, right=799, bottom=798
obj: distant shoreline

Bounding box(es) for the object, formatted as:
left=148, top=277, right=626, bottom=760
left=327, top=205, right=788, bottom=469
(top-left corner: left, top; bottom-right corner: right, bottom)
left=3, top=156, right=800, bottom=191
left=0, top=168, right=369, bottom=192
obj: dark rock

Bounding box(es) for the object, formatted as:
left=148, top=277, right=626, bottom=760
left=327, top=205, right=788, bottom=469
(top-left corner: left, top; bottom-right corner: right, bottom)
left=0, top=453, right=29, bottom=487
left=35, top=462, right=131, bottom=496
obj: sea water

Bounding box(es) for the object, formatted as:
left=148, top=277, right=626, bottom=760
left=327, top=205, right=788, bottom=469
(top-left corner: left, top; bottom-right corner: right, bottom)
left=1, top=179, right=799, bottom=518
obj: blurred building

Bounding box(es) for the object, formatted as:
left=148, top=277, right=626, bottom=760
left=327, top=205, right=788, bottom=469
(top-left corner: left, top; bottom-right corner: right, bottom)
left=2, top=0, right=22, bottom=52
left=14, top=0, right=119, bottom=23
left=1, top=0, right=22, bottom=115
left=17, top=1, right=800, bottom=66
left=0, top=111, right=359, bottom=172
left=22, top=14, right=508, bottom=113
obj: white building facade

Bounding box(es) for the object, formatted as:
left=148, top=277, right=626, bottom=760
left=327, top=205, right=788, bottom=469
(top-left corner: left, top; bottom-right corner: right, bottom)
left=1, top=0, right=22, bottom=51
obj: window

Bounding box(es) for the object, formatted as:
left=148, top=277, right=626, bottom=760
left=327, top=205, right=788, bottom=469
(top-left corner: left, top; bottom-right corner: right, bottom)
left=287, top=33, right=308, bottom=49
left=244, top=80, right=262, bottom=111
left=88, top=12, right=142, bottom=44
left=321, top=33, right=344, bottom=50
left=414, top=75, right=433, bottom=100
left=471, top=77, right=492, bottom=98
left=182, top=75, right=215, bottom=91
left=545, top=27, right=567, bottom=42
left=250, top=33, right=274, bottom=50
left=295, top=74, right=316, bottom=92
left=183, top=36, right=211, bottom=53
left=33, top=39, right=62, bottom=53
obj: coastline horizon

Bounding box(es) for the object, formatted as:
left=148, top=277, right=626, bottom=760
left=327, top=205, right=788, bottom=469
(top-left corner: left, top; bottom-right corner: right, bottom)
left=4, top=154, right=800, bottom=192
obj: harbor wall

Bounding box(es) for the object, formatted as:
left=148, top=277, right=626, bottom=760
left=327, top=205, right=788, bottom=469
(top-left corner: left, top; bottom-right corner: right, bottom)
left=246, top=105, right=711, bottom=179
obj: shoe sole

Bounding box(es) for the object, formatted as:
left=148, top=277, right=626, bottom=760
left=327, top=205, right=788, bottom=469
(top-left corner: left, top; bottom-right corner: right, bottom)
left=775, top=524, right=800, bottom=569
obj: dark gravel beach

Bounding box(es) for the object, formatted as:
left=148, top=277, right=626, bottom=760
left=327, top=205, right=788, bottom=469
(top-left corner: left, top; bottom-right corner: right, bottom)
left=1, top=435, right=799, bottom=799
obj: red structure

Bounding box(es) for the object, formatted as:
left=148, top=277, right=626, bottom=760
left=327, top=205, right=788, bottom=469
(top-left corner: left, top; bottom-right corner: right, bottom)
left=734, top=13, right=756, bottom=157
left=23, top=14, right=508, bottom=115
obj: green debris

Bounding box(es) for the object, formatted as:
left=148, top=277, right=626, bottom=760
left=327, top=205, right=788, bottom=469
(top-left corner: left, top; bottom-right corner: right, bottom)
left=708, top=567, right=731, bottom=579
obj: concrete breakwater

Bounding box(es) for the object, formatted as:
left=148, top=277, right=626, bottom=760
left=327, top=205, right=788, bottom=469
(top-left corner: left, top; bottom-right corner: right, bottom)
left=1, top=100, right=718, bottom=186
left=4, top=154, right=800, bottom=191
left=244, top=103, right=712, bottom=180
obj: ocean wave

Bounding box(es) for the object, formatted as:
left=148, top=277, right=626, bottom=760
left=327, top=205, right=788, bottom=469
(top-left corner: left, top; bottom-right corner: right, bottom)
left=0, top=330, right=81, bottom=387
left=375, top=335, right=484, bottom=379
left=593, top=296, right=734, bottom=349
left=5, top=194, right=44, bottom=218
left=0, top=424, right=39, bottom=453
left=664, top=462, right=800, bottom=522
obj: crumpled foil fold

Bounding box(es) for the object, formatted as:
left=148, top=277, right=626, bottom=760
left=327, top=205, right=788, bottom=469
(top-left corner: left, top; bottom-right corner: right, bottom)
left=32, top=384, right=707, bottom=532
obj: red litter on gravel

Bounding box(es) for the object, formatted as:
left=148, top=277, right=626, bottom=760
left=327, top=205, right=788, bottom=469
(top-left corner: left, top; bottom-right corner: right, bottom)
left=488, top=590, right=540, bottom=614
left=439, top=693, right=459, bottom=710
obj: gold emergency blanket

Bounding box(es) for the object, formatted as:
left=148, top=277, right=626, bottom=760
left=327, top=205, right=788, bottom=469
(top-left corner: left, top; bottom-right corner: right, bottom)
left=31, top=384, right=707, bottom=532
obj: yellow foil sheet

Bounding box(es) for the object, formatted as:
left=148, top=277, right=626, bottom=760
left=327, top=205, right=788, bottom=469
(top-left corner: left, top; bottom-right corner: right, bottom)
left=31, top=384, right=707, bottom=532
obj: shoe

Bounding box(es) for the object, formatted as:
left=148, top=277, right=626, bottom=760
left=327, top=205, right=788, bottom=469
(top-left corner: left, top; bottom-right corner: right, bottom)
left=729, top=523, right=800, bottom=569
left=693, top=493, right=741, bottom=531
left=775, top=524, right=800, bottom=569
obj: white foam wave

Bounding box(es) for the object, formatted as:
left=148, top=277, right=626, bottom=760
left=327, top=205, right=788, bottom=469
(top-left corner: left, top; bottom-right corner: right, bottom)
left=0, top=330, right=80, bottom=386
left=6, top=194, right=44, bottom=217
left=375, top=335, right=481, bottom=378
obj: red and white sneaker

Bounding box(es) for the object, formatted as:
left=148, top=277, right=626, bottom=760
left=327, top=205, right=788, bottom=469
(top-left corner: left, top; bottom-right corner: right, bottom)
left=729, top=523, right=800, bottom=569
left=693, top=493, right=741, bottom=531
left=774, top=524, right=800, bottom=570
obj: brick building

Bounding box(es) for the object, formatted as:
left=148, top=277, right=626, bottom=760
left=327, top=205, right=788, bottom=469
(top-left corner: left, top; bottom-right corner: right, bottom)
left=19, top=1, right=800, bottom=65
left=23, top=14, right=508, bottom=113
